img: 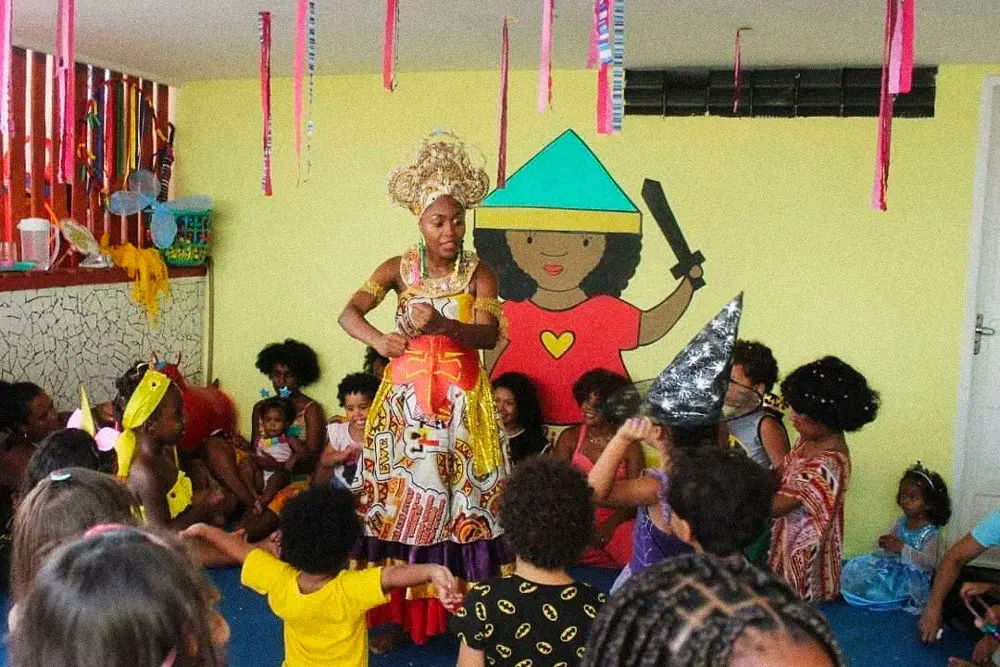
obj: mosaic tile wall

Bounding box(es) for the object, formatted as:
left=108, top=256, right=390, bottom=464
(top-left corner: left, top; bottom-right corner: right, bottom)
left=0, top=277, right=204, bottom=411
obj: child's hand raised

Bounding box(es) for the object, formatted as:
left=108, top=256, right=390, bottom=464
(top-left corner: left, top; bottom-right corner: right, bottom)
left=616, top=417, right=657, bottom=444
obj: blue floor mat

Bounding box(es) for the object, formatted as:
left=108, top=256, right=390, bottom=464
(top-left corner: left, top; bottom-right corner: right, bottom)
left=208, top=565, right=976, bottom=667
left=0, top=565, right=975, bottom=666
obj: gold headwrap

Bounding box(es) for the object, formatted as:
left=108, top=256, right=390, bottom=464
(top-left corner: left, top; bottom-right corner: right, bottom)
left=115, top=370, right=172, bottom=480
left=387, top=132, right=490, bottom=216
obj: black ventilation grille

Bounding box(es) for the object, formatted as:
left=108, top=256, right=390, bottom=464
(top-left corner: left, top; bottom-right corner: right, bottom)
left=625, top=67, right=936, bottom=118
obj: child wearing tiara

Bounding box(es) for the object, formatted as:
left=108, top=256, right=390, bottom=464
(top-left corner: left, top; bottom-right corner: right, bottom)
left=770, top=356, right=880, bottom=602
left=238, top=396, right=302, bottom=512
left=841, top=462, right=951, bottom=613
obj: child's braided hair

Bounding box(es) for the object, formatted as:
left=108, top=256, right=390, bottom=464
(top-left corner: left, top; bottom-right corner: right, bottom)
left=581, top=553, right=844, bottom=667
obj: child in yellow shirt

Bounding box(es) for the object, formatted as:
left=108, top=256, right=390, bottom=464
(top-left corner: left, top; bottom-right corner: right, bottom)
left=185, top=486, right=462, bottom=667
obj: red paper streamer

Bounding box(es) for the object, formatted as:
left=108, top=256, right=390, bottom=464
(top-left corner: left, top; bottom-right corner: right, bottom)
left=497, top=18, right=510, bottom=189
left=733, top=29, right=743, bottom=114
left=537, top=0, right=554, bottom=113
left=293, top=0, right=306, bottom=181
left=383, top=0, right=399, bottom=91
left=55, top=0, right=76, bottom=183
left=259, top=12, right=273, bottom=196
left=889, top=0, right=914, bottom=94
left=871, top=0, right=898, bottom=211
left=0, top=0, right=11, bottom=241
left=597, top=64, right=611, bottom=134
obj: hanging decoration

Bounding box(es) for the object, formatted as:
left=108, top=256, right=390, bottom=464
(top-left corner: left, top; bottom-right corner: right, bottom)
left=871, top=0, right=915, bottom=211
left=596, top=0, right=611, bottom=134
left=304, top=0, right=316, bottom=178
left=610, top=0, right=625, bottom=132
left=586, top=0, right=599, bottom=69
left=733, top=29, right=743, bottom=114
left=537, top=0, right=554, bottom=113
left=0, top=0, right=11, bottom=242
left=497, top=18, right=510, bottom=189
left=382, top=0, right=399, bottom=91
left=55, top=0, right=76, bottom=183
left=154, top=123, right=175, bottom=202
left=293, top=0, right=307, bottom=181
left=259, top=11, right=273, bottom=195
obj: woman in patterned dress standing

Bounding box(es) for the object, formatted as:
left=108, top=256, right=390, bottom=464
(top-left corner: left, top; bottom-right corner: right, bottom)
left=338, top=133, right=510, bottom=650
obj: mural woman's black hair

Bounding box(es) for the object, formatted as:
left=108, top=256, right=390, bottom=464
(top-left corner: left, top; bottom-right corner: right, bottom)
left=473, top=229, right=643, bottom=302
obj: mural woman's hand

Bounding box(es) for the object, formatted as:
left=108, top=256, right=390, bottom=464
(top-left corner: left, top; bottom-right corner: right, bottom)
left=375, top=333, right=408, bottom=358
left=408, top=302, right=446, bottom=334
left=687, top=265, right=703, bottom=282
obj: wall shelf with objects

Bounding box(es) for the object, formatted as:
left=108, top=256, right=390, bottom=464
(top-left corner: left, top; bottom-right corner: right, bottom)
left=0, top=264, right=205, bottom=292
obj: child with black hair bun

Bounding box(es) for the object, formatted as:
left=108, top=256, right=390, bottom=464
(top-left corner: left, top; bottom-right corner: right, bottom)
left=185, top=486, right=461, bottom=667
left=770, top=356, right=880, bottom=602
left=581, top=552, right=845, bottom=667
left=11, top=524, right=229, bottom=667
left=450, top=457, right=606, bottom=667
left=238, top=397, right=302, bottom=513
left=841, top=462, right=951, bottom=613
left=315, top=372, right=381, bottom=488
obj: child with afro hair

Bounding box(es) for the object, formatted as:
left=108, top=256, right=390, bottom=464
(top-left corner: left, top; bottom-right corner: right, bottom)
left=770, top=356, right=879, bottom=601
left=451, top=458, right=606, bottom=667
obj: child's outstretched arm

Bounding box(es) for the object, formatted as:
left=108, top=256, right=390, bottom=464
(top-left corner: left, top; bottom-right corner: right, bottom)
left=381, top=564, right=462, bottom=611
left=183, top=523, right=256, bottom=564
left=588, top=418, right=660, bottom=509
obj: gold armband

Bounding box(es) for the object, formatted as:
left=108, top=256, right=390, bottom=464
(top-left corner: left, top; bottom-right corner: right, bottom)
left=358, top=279, right=387, bottom=305
left=473, top=297, right=508, bottom=339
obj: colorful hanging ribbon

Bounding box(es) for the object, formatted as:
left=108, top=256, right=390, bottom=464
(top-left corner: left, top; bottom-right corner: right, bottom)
left=55, top=0, right=76, bottom=183
left=305, top=0, right=316, bottom=179
left=596, top=0, right=612, bottom=134
left=497, top=18, right=510, bottom=189
left=610, top=0, right=625, bottom=132
left=871, top=0, right=914, bottom=211
left=259, top=11, right=273, bottom=196
left=537, top=0, right=554, bottom=113
left=293, top=0, right=307, bottom=181
left=383, top=0, right=399, bottom=91
left=0, top=0, right=11, bottom=241
left=733, top=29, right=743, bottom=114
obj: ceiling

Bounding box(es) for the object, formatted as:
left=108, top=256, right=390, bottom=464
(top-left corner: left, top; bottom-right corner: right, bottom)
left=12, top=0, right=1000, bottom=85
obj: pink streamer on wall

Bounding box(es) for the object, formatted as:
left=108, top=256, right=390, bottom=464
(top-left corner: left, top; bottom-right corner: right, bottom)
left=497, top=18, right=510, bottom=189
left=888, top=0, right=914, bottom=94
left=871, top=0, right=898, bottom=211
left=597, top=64, right=611, bottom=134
left=383, top=0, right=398, bottom=91
left=55, top=0, right=75, bottom=184
left=0, top=0, right=11, bottom=139
left=293, top=0, right=306, bottom=180
left=259, top=12, right=273, bottom=196
left=537, top=0, right=554, bottom=113
left=733, top=29, right=743, bottom=114
left=586, top=0, right=599, bottom=69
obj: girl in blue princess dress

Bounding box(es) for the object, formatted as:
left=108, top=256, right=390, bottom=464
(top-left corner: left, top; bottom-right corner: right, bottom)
left=842, top=462, right=951, bottom=613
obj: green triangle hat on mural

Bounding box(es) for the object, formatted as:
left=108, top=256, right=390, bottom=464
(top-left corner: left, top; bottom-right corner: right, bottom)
left=473, top=129, right=641, bottom=234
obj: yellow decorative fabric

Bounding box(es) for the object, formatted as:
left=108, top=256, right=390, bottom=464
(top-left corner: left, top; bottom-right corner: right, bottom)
left=166, top=470, right=194, bottom=519
left=115, top=370, right=172, bottom=480
left=465, top=370, right=505, bottom=478
left=472, top=296, right=508, bottom=339
left=358, top=278, right=387, bottom=305
left=101, top=235, right=171, bottom=321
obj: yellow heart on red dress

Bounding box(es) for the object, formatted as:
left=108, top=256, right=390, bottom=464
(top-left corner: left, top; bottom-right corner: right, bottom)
left=540, top=331, right=575, bottom=359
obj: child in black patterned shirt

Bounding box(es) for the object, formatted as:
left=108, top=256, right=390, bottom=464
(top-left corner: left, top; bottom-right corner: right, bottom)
left=450, top=458, right=606, bottom=667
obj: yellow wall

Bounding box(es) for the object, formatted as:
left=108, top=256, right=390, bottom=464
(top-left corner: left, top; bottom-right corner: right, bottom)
left=176, top=65, right=1000, bottom=555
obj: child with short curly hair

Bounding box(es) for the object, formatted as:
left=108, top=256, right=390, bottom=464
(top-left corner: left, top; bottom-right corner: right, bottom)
left=450, top=457, right=606, bottom=667
left=770, top=356, right=880, bottom=601
left=186, top=485, right=460, bottom=667
left=315, top=373, right=381, bottom=488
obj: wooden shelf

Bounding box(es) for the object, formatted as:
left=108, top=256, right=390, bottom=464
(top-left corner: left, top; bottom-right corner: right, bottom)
left=0, top=264, right=207, bottom=292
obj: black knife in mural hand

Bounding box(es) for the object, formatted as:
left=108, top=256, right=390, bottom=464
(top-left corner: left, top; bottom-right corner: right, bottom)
left=641, top=178, right=706, bottom=291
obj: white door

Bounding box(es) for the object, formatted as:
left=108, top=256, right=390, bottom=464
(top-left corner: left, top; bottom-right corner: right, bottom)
left=954, top=78, right=1000, bottom=567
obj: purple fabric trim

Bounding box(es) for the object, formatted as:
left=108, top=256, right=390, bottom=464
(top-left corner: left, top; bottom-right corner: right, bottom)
left=352, top=536, right=513, bottom=582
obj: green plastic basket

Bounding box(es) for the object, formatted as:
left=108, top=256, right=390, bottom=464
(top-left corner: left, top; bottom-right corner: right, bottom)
left=163, top=208, right=212, bottom=267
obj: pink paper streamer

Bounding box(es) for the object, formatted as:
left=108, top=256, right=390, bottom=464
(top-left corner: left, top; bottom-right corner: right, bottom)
left=0, top=0, right=11, bottom=140
left=586, top=0, right=599, bottom=69
left=597, top=63, right=611, bottom=134
left=55, top=0, right=75, bottom=183
left=733, top=29, right=742, bottom=114
left=259, top=12, right=273, bottom=196
left=497, top=18, right=510, bottom=189
left=383, top=0, right=398, bottom=91
left=293, top=0, right=306, bottom=180
left=537, top=0, right=554, bottom=113
left=889, top=0, right=914, bottom=94
left=871, top=0, right=898, bottom=211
